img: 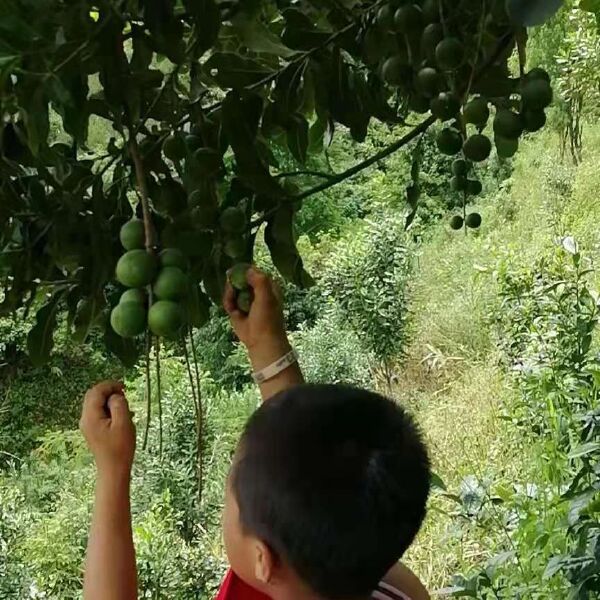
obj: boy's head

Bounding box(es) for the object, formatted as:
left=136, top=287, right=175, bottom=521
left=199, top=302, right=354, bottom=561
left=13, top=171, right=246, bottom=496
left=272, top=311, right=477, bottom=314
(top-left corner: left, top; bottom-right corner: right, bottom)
left=222, top=384, right=430, bottom=599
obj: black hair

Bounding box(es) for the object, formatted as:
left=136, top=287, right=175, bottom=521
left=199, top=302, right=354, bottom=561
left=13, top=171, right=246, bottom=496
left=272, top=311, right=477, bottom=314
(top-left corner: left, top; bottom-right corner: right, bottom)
left=232, top=384, right=431, bottom=600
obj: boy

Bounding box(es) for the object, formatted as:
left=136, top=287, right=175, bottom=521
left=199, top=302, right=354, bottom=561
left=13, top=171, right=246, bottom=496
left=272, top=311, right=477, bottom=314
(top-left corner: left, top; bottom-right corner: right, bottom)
left=80, top=268, right=431, bottom=600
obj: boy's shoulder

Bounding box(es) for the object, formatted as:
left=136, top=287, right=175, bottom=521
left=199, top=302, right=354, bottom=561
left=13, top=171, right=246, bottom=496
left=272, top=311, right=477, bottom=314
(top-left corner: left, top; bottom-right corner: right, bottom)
left=381, top=562, right=430, bottom=600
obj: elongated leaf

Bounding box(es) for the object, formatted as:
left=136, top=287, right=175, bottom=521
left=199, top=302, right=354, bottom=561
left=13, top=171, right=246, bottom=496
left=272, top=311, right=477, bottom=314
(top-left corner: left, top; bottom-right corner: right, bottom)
left=430, top=471, right=446, bottom=491
left=568, top=442, right=600, bottom=459
left=231, top=16, right=296, bottom=58
left=17, top=79, right=49, bottom=156
left=265, top=206, right=314, bottom=287
left=104, top=322, right=141, bottom=368
left=544, top=556, right=567, bottom=580
left=204, top=53, right=275, bottom=89
left=581, top=0, right=600, bottom=13
left=185, top=283, right=211, bottom=328
left=282, top=8, right=331, bottom=50
left=506, top=0, right=563, bottom=27
left=221, top=91, right=284, bottom=197
left=27, top=296, right=61, bottom=366
left=73, top=295, right=106, bottom=343
left=185, top=0, right=221, bottom=57
left=286, top=114, right=309, bottom=164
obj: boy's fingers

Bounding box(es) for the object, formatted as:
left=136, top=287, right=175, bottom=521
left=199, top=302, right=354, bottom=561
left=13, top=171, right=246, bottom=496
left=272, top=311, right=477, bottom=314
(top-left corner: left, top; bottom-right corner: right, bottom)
left=271, top=279, right=283, bottom=304
left=223, top=281, right=245, bottom=327
left=247, top=267, right=270, bottom=292
left=223, top=280, right=237, bottom=313
left=83, top=381, right=123, bottom=419
left=107, top=394, right=131, bottom=426
left=248, top=268, right=278, bottom=306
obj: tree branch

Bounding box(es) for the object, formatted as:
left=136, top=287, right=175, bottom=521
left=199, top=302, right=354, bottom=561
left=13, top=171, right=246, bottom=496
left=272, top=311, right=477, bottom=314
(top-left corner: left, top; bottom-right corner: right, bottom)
left=296, top=114, right=437, bottom=201
left=128, top=136, right=157, bottom=251
left=251, top=114, right=437, bottom=228
left=274, top=170, right=336, bottom=180
left=203, top=0, right=388, bottom=116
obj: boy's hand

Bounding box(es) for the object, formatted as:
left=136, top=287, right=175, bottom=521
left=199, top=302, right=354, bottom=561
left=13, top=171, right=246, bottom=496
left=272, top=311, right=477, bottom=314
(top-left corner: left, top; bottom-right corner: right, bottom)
left=223, top=267, right=291, bottom=369
left=80, top=381, right=136, bottom=476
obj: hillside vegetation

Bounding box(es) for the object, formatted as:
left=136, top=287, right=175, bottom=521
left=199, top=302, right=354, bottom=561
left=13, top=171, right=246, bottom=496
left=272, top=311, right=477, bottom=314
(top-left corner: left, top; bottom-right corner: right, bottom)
left=3, top=2, right=600, bottom=596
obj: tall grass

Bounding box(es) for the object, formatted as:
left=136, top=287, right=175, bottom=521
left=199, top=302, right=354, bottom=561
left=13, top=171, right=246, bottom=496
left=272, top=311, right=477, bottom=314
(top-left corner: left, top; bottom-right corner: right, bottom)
left=398, top=127, right=600, bottom=592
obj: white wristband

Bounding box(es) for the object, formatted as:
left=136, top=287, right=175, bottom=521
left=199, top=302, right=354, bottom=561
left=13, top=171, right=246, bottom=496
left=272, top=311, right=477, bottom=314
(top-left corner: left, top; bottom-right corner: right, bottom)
left=253, top=349, right=298, bottom=384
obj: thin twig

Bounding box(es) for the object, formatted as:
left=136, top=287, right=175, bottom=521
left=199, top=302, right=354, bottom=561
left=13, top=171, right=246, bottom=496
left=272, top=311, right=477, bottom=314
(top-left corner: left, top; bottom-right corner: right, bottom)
left=251, top=114, right=437, bottom=228
left=155, top=337, right=163, bottom=459
left=128, top=136, right=157, bottom=252
left=295, top=114, right=437, bottom=201
left=202, top=0, right=388, bottom=116
left=182, top=333, right=203, bottom=506
left=190, top=329, right=204, bottom=507
left=463, top=0, right=488, bottom=102
left=142, top=332, right=152, bottom=451
left=274, top=170, right=335, bottom=180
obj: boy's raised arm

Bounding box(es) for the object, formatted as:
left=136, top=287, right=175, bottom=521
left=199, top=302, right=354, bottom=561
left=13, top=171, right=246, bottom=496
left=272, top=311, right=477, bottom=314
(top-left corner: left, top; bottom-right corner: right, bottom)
left=224, top=267, right=304, bottom=401
left=80, top=381, right=138, bottom=600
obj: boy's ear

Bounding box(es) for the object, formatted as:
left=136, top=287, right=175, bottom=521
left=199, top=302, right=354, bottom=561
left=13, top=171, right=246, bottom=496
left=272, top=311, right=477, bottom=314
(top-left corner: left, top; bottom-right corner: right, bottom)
left=253, top=540, right=276, bottom=584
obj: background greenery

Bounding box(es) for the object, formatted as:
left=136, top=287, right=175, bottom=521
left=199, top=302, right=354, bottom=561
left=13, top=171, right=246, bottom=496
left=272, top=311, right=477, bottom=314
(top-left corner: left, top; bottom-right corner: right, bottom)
left=2, top=2, right=600, bottom=599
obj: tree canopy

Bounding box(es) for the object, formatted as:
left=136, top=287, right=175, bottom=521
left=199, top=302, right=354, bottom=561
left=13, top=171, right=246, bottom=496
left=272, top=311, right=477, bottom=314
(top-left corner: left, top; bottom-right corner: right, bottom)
left=0, top=0, right=564, bottom=365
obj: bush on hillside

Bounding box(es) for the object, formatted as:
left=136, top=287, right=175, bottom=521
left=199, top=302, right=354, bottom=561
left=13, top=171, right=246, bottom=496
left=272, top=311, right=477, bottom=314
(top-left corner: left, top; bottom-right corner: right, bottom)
left=321, top=212, right=412, bottom=369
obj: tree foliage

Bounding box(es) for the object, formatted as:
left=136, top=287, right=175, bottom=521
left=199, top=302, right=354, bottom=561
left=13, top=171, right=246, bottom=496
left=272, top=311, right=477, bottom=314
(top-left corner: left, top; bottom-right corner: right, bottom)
left=0, top=0, right=562, bottom=364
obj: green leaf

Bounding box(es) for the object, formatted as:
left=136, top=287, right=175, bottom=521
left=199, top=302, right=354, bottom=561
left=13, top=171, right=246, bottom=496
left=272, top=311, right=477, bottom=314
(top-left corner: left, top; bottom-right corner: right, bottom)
left=0, top=12, right=38, bottom=49
left=231, top=15, right=296, bottom=58
left=104, top=322, right=141, bottom=368
left=144, top=0, right=185, bottom=63
left=73, top=295, right=106, bottom=343
left=50, top=73, right=90, bottom=144
left=221, top=91, right=285, bottom=197
left=185, top=283, right=211, bottom=328
left=273, top=60, right=309, bottom=115
left=287, top=114, right=309, bottom=164
left=568, top=442, right=600, bottom=459
left=282, top=8, right=332, bottom=50
left=17, top=79, right=49, bottom=156
left=27, top=296, right=61, bottom=366
left=430, top=471, right=447, bottom=491
left=506, top=0, right=563, bottom=26
left=308, top=117, right=326, bottom=154
left=0, top=53, right=19, bottom=79
left=204, top=53, right=275, bottom=89
left=130, top=26, right=153, bottom=72
left=472, top=66, right=517, bottom=98
left=265, top=206, right=314, bottom=287
left=581, top=0, right=600, bottom=13
left=185, top=0, right=221, bottom=57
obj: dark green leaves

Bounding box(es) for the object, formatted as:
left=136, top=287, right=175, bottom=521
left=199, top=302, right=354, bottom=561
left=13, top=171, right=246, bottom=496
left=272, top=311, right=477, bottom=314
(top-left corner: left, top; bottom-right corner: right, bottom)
left=231, top=15, right=295, bottom=58
left=282, top=8, right=332, bottom=50
left=104, top=322, right=141, bottom=368
left=16, top=78, right=49, bottom=156
left=27, top=296, right=61, bottom=366
left=287, top=114, right=309, bottom=164
left=265, top=205, right=314, bottom=288
left=50, top=73, right=90, bottom=145
left=72, top=295, right=106, bottom=344
left=185, top=0, right=221, bottom=57
left=204, top=53, right=275, bottom=89
left=143, top=0, right=185, bottom=63
left=506, top=0, right=563, bottom=27
left=221, top=91, right=284, bottom=198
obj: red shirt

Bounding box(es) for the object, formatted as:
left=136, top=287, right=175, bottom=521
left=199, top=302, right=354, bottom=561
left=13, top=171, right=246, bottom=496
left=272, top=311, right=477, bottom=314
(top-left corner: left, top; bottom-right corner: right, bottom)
left=215, top=570, right=411, bottom=600
left=215, top=570, right=269, bottom=600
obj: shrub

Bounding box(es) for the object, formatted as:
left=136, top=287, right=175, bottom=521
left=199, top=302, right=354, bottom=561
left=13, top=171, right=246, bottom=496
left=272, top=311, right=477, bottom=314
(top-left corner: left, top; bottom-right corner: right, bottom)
left=320, top=211, right=412, bottom=369
left=289, top=305, right=375, bottom=388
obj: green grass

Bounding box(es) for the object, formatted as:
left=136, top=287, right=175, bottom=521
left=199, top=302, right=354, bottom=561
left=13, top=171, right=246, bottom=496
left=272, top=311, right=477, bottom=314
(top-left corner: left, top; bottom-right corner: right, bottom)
left=397, top=127, right=600, bottom=592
